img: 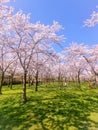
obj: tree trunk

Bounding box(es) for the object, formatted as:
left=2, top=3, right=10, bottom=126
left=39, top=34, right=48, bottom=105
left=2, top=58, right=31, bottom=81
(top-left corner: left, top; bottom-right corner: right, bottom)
left=28, top=74, right=32, bottom=87
left=35, top=70, right=38, bottom=91
left=77, top=72, right=81, bottom=89
left=58, top=72, right=62, bottom=89
left=9, top=74, right=14, bottom=89
left=8, top=76, right=10, bottom=88
left=0, top=72, right=4, bottom=94
left=23, top=70, right=27, bottom=103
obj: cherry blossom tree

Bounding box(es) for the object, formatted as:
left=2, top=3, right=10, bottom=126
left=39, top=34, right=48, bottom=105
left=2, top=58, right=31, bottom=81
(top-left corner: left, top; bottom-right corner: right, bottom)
left=0, top=40, right=16, bottom=94
left=84, top=7, right=98, bottom=83
left=64, top=42, right=88, bottom=88
left=7, top=60, right=18, bottom=89
left=0, top=0, right=15, bottom=94
left=84, top=7, right=98, bottom=27
left=43, top=53, right=58, bottom=85
left=54, top=53, right=65, bottom=88
left=28, top=47, right=58, bottom=91
left=7, top=10, right=64, bottom=102
left=83, top=45, right=98, bottom=84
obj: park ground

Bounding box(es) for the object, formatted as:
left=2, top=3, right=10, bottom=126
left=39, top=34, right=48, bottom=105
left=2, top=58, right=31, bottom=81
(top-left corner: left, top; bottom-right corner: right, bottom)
left=0, top=82, right=98, bottom=130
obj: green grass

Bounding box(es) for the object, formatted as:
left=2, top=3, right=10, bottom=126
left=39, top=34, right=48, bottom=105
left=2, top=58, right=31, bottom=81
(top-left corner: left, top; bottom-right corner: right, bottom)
left=0, top=83, right=98, bottom=130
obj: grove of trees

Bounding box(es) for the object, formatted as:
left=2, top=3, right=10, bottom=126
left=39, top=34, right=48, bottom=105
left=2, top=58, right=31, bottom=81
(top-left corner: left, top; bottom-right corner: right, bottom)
left=0, top=0, right=98, bottom=103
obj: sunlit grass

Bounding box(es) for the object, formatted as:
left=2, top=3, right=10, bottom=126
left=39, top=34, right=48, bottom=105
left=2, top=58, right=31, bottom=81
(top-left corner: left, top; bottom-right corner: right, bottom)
left=0, top=83, right=98, bottom=130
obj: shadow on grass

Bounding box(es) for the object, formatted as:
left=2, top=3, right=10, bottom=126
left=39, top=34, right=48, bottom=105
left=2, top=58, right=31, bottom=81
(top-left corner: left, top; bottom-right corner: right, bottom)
left=0, top=89, right=98, bottom=130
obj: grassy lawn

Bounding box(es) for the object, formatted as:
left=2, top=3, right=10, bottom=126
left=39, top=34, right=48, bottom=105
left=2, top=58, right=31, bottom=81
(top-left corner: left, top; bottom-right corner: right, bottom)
left=0, top=83, right=98, bottom=130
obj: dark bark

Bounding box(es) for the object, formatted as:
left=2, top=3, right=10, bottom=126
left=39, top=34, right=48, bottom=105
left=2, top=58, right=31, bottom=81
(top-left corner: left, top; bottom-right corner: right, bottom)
left=35, top=70, right=38, bottom=91
left=77, top=72, right=81, bottom=89
left=58, top=72, right=63, bottom=89
left=28, top=74, right=33, bottom=87
left=10, top=75, right=13, bottom=89
left=0, top=72, right=4, bottom=94
left=83, top=56, right=98, bottom=76
left=9, top=74, right=14, bottom=89
left=22, top=70, right=27, bottom=103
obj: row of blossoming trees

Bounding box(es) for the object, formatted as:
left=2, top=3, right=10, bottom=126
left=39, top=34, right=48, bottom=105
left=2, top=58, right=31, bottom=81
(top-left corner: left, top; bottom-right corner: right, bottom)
left=0, top=0, right=98, bottom=102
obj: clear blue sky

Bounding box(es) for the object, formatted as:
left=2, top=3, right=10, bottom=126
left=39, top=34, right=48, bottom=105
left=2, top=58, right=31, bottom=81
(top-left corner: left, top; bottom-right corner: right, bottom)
left=7, top=0, right=98, bottom=50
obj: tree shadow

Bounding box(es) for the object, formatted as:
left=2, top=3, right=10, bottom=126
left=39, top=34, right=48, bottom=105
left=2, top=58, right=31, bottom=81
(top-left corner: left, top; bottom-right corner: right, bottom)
left=0, top=89, right=98, bottom=130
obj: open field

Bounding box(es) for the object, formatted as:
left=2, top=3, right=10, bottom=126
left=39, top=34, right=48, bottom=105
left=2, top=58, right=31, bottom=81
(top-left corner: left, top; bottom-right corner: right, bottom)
left=0, top=83, right=98, bottom=130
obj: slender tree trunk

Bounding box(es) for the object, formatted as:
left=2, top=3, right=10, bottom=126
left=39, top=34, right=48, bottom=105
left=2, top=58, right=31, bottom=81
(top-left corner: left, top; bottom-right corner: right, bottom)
left=0, top=72, right=4, bottom=94
left=23, top=70, right=27, bottom=103
left=8, top=76, right=10, bottom=88
left=28, top=74, right=32, bottom=87
left=58, top=72, right=62, bottom=89
left=28, top=74, right=31, bottom=87
left=0, top=85, right=2, bottom=94
left=10, top=74, right=14, bottom=89
left=35, top=70, right=38, bottom=91
left=77, top=72, right=81, bottom=89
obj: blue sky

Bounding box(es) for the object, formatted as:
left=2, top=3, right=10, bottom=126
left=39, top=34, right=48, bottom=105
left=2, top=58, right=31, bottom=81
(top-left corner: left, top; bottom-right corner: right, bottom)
left=7, top=0, right=98, bottom=50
